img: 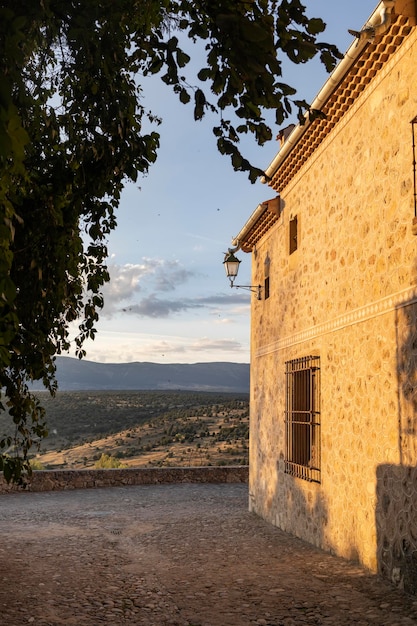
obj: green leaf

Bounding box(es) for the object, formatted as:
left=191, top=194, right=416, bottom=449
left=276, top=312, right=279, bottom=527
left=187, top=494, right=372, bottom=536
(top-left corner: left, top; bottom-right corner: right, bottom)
left=194, top=89, right=206, bottom=121
left=147, top=56, right=164, bottom=74
left=176, top=50, right=190, bottom=68
left=307, top=18, right=326, bottom=36
left=197, top=68, right=212, bottom=82
left=179, top=88, right=191, bottom=104
left=240, top=21, right=269, bottom=43
left=3, top=459, right=13, bottom=483
left=167, top=36, right=179, bottom=52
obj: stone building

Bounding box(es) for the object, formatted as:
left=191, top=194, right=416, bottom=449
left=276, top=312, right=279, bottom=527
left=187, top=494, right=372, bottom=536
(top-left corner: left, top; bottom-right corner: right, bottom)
left=229, top=0, right=417, bottom=594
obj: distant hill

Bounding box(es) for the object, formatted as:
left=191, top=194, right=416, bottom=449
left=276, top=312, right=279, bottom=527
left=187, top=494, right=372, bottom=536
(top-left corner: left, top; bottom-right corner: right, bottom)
left=33, top=357, right=250, bottom=392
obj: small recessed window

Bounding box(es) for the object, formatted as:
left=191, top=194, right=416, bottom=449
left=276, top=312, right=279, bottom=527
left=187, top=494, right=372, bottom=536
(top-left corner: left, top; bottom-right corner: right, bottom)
left=264, top=254, right=270, bottom=300
left=289, top=215, right=298, bottom=255
left=264, top=276, right=270, bottom=300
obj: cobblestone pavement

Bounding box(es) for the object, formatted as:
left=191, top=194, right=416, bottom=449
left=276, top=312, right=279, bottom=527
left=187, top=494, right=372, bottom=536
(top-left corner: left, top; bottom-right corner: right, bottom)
left=0, top=483, right=417, bottom=626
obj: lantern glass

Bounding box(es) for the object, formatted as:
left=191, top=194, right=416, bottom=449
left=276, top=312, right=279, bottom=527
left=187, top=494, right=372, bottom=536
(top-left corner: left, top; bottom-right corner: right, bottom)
left=223, top=252, right=241, bottom=281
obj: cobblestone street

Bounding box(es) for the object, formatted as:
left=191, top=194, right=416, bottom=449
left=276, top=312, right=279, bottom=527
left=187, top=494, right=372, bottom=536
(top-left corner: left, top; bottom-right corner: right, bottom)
left=0, top=483, right=416, bottom=625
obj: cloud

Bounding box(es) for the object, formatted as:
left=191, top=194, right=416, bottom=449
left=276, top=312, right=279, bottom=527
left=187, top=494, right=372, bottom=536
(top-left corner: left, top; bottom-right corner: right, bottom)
left=188, top=338, right=244, bottom=353
left=115, top=291, right=250, bottom=319
left=153, top=260, right=194, bottom=292
left=98, top=258, right=251, bottom=319
left=78, top=332, right=248, bottom=364
left=100, top=259, right=195, bottom=316
left=102, top=262, right=150, bottom=302
left=196, top=293, right=250, bottom=306
left=126, top=295, right=202, bottom=318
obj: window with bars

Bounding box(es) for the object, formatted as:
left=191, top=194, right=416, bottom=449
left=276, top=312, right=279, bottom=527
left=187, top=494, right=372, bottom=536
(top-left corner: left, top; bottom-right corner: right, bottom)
left=285, top=355, right=321, bottom=483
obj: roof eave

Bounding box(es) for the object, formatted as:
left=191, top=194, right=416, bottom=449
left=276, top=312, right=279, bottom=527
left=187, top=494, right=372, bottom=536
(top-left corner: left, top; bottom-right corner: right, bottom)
left=262, top=0, right=396, bottom=183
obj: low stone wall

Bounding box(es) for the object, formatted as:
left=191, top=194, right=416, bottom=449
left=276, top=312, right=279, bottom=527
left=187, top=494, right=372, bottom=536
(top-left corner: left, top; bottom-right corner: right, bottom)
left=0, top=466, right=248, bottom=494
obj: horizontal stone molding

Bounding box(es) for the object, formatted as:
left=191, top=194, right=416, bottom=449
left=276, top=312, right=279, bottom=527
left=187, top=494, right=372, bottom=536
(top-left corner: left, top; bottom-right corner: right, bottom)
left=0, top=466, right=248, bottom=494
left=256, top=287, right=417, bottom=357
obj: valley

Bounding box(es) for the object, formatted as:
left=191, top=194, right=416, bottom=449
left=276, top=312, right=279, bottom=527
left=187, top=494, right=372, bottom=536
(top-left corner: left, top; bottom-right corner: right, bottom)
left=16, top=390, right=250, bottom=469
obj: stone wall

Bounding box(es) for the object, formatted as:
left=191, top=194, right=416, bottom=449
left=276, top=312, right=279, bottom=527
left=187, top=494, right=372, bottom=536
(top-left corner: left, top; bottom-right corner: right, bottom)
left=0, top=466, right=248, bottom=494
left=376, top=464, right=417, bottom=595
left=248, top=23, right=417, bottom=592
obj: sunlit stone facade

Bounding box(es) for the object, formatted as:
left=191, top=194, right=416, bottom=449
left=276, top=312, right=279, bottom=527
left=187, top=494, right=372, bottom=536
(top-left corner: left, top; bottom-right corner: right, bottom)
left=242, top=5, right=417, bottom=594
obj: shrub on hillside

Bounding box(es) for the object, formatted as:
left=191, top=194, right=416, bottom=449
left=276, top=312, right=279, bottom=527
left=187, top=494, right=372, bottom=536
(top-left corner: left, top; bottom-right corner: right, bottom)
left=94, top=453, right=127, bottom=469
left=30, top=458, right=45, bottom=470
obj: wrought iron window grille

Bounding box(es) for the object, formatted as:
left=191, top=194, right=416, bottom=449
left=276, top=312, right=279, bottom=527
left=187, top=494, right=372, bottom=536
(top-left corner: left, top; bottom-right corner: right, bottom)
left=284, top=355, right=321, bottom=483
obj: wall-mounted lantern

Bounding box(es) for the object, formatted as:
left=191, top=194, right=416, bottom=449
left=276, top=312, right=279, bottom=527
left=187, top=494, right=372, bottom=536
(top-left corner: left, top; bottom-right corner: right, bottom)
left=223, top=249, right=262, bottom=300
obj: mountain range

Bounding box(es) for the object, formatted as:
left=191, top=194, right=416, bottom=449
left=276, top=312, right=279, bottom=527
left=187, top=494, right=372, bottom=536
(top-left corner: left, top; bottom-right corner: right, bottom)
left=33, top=357, right=250, bottom=393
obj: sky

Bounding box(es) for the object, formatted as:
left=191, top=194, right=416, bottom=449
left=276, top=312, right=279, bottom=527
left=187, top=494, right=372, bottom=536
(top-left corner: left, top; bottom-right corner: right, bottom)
left=69, top=1, right=379, bottom=365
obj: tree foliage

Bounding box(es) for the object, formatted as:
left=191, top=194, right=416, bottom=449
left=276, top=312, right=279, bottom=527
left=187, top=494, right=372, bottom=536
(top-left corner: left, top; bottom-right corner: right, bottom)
left=0, top=0, right=341, bottom=481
